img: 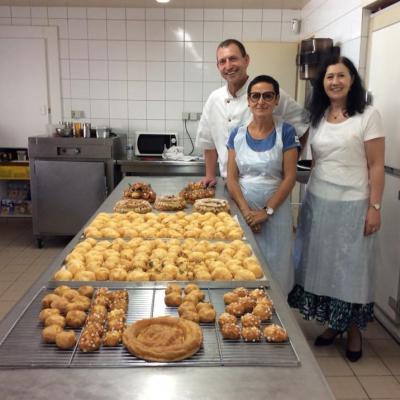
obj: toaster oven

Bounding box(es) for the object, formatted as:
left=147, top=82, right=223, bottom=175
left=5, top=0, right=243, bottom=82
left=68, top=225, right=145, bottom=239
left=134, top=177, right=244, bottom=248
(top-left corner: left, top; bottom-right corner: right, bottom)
left=134, top=131, right=178, bottom=156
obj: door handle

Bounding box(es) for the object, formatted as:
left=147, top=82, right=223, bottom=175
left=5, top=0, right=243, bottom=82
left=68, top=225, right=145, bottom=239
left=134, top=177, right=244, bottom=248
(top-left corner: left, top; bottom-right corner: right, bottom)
left=57, top=147, right=81, bottom=156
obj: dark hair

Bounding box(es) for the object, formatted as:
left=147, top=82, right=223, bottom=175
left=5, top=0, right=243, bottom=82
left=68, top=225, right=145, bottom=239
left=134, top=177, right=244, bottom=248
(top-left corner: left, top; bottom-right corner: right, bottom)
left=247, top=75, right=280, bottom=96
left=308, top=55, right=366, bottom=127
left=217, top=39, right=247, bottom=57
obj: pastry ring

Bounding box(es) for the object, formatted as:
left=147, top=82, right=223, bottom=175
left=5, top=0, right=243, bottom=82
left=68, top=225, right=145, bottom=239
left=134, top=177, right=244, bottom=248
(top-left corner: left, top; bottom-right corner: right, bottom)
left=123, top=316, right=203, bottom=362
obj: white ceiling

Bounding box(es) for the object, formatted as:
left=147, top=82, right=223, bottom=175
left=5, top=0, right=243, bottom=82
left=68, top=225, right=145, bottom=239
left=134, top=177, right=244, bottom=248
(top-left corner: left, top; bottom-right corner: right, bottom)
left=0, top=0, right=309, bottom=9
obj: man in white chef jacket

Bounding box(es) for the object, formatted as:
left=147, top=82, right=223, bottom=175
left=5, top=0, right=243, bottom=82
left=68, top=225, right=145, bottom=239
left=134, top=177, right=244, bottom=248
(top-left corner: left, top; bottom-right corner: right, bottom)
left=196, top=39, right=308, bottom=186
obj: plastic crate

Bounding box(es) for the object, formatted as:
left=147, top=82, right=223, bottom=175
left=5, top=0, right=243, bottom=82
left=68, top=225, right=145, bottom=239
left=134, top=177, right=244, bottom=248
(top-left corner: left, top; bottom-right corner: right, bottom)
left=0, top=165, right=30, bottom=180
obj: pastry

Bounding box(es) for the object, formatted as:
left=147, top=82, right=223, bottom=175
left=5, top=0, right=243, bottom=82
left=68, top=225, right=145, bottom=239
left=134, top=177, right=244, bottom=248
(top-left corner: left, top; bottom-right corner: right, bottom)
left=179, top=182, right=215, bottom=203
left=123, top=316, right=203, bottom=362
left=66, top=310, right=87, bottom=328
left=55, top=330, right=77, bottom=350
left=78, top=285, right=95, bottom=298
left=225, top=301, right=246, bottom=317
left=183, top=293, right=200, bottom=305
left=184, top=283, right=200, bottom=294
left=42, top=324, right=63, bottom=343
left=218, top=312, right=237, bottom=327
left=178, top=301, right=197, bottom=315
left=196, top=302, right=213, bottom=312
left=114, top=199, right=152, bottom=214
left=232, top=287, right=249, bottom=297
left=154, top=195, right=186, bottom=211
left=249, top=288, right=266, bottom=300
left=103, top=330, right=122, bottom=347
left=123, top=182, right=156, bottom=203
left=193, top=198, right=230, bottom=214
left=241, top=326, right=262, bottom=342
left=62, top=289, right=80, bottom=302
left=41, top=293, right=61, bottom=308
left=39, top=308, right=60, bottom=324
left=223, top=292, right=239, bottom=305
left=164, top=292, right=182, bottom=307
left=180, top=310, right=200, bottom=323
left=165, top=283, right=182, bottom=295
left=53, top=285, right=71, bottom=296
left=263, top=324, right=289, bottom=342
left=252, top=304, right=272, bottom=321
left=198, top=307, right=216, bottom=323
left=240, top=313, right=261, bottom=328
left=238, top=296, right=257, bottom=313
left=44, top=314, right=66, bottom=328
left=220, top=323, right=241, bottom=340
left=79, top=330, right=102, bottom=352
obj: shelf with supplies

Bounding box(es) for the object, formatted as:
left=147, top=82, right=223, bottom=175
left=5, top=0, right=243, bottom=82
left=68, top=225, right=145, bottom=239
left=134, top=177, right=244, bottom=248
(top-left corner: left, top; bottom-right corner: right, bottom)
left=0, top=159, right=31, bottom=218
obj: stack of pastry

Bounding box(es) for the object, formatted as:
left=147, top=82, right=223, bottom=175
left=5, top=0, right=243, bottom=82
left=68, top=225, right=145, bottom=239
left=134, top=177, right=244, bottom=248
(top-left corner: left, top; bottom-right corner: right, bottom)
left=39, top=285, right=94, bottom=349
left=154, top=195, right=186, bottom=211
left=164, top=283, right=216, bottom=324
left=218, top=287, right=287, bottom=343
left=193, top=198, right=230, bottom=214
left=113, top=199, right=152, bottom=214
left=83, top=211, right=243, bottom=240
left=103, top=290, right=129, bottom=346
left=123, top=182, right=156, bottom=203
left=55, top=237, right=262, bottom=282
left=123, top=315, right=203, bottom=362
left=79, top=288, right=129, bottom=351
left=179, top=182, right=215, bottom=203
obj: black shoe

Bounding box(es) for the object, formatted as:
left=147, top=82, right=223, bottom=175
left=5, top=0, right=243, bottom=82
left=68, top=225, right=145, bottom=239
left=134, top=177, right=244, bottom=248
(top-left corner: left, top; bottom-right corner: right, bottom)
left=346, top=331, right=362, bottom=362
left=314, top=330, right=343, bottom=347
left=346, top=348, right=362, bottom=362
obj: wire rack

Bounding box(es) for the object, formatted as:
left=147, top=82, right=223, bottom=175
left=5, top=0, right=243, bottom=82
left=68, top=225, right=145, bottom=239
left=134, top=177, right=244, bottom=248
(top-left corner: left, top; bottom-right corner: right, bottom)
left=0, top=286, right=300, bottom=368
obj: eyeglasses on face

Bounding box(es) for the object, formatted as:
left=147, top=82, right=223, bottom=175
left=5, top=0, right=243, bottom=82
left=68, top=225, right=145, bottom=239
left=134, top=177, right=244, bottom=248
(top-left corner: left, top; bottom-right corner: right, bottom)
left=248, top=91, right=276, bottom=102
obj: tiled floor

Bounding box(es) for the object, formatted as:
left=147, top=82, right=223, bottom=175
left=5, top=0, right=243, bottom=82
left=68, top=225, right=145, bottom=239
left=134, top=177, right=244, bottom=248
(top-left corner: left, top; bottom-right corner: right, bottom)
left=1, top=219, right=400, bottom=399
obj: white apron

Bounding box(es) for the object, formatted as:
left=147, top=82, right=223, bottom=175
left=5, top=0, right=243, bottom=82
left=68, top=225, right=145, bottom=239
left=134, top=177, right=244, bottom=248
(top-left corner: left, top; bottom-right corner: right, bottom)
left=234, top=121, right=294, bottom=295
left=294, top=119, right=379, bottom=304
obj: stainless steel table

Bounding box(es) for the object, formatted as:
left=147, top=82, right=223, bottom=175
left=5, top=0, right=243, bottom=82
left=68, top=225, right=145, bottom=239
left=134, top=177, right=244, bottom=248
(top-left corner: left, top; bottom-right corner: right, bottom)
left=0, top=177, right=334, bottom=400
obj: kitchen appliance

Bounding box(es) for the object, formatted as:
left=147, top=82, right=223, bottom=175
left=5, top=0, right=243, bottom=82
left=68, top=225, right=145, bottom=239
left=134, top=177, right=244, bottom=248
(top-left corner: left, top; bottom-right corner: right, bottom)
left=28, top=134, right=126, bottom=247
left=135, top=131, right=178, bottom=157
left=296, top=38, right=340, bottom=80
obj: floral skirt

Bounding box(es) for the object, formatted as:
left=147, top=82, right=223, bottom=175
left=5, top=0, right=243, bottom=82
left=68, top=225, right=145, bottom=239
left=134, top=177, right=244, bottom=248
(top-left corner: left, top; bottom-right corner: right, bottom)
left=288, top=285, right=374, bottom=331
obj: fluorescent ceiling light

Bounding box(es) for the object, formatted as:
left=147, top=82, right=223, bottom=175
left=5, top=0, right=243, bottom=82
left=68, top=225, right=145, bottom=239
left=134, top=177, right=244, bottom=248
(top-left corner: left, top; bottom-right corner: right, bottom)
left=156, top=0, right=170, bottom=3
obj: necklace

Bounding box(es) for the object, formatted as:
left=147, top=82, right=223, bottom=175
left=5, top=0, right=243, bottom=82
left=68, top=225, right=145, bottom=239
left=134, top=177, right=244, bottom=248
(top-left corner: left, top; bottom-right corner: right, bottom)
left=329, top=107, right=347, bottom=120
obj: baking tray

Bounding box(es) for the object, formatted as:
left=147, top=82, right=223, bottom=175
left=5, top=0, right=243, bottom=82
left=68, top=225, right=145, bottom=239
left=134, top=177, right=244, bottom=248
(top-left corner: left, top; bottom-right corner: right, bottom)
left=0, top=285, right=299, bottom=368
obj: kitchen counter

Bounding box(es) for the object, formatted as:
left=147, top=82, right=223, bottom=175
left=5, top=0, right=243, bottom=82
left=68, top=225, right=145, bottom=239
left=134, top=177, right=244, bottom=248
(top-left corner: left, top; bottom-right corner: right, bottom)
left=0, top=176, right=334, bottom=400
left=117, top=157, right=208, bottom=176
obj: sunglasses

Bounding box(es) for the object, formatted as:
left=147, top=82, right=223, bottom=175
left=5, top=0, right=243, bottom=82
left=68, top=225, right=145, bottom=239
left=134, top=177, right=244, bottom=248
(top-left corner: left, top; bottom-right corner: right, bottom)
left=248, top=91, right=276, bottom=102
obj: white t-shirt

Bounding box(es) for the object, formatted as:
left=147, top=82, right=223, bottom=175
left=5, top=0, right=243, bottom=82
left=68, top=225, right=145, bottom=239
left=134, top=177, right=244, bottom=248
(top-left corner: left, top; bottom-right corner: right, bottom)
left=309, top=106, right=384, bottom=199
left=195, top=77, right=308, bottom=178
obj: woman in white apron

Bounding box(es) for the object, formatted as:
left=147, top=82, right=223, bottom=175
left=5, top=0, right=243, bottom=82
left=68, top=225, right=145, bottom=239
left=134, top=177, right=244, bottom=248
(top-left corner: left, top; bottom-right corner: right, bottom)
left=288, top=56, right=385, bottom=362
left=226, top=75, right=300, bottom=295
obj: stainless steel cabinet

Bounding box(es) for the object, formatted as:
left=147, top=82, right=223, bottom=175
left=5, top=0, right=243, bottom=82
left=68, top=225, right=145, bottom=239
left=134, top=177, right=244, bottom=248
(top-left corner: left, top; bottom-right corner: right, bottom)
left=31, top=160, right=106, bottom=241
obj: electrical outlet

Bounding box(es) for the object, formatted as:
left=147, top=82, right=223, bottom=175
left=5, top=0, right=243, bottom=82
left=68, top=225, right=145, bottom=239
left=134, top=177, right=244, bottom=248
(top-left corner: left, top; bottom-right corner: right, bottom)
left=182, top=112, right=189, bottom=121
left=189, top=112, right=197, bottom=121
left=71, top=110, right=84, bottom=119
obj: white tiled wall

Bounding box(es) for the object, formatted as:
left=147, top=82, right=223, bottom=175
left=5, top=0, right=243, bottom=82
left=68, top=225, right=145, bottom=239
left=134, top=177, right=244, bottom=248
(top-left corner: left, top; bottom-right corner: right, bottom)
left=300, top=0, right=368, bottom=76
left=0, top=5, right=300, bottom=154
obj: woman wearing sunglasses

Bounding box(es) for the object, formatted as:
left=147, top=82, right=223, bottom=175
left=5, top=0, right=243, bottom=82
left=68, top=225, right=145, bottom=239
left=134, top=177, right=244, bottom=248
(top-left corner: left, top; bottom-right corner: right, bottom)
left=226, top=75, right=300, bottom=294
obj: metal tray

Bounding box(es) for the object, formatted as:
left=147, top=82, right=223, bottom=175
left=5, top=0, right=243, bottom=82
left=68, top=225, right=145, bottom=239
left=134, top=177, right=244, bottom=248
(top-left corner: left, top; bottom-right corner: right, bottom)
left=0, top=285, right=299, bottom=368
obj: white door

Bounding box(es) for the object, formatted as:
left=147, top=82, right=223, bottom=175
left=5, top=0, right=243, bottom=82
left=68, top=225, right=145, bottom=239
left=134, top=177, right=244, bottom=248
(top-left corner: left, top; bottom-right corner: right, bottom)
left=0, top=37, right=49, bottom=148
left=366, top=4, right=400, bottom=339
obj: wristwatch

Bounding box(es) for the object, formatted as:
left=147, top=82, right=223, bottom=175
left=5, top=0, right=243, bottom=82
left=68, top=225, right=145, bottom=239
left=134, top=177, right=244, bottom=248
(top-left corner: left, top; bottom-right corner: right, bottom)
left=263, top=206, right=274, bottom=216
left=369, top=203, right=381, bottom=211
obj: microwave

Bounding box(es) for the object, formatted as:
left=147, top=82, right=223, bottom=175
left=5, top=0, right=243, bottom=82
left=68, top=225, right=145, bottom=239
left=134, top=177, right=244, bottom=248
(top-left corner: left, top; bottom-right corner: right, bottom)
left=134, top=131, right=178, bottom=156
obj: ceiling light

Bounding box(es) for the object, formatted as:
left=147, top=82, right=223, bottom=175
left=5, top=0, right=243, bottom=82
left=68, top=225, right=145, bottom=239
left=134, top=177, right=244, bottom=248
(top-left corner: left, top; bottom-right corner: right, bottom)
left=156, top=0, right=170, bottom=3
